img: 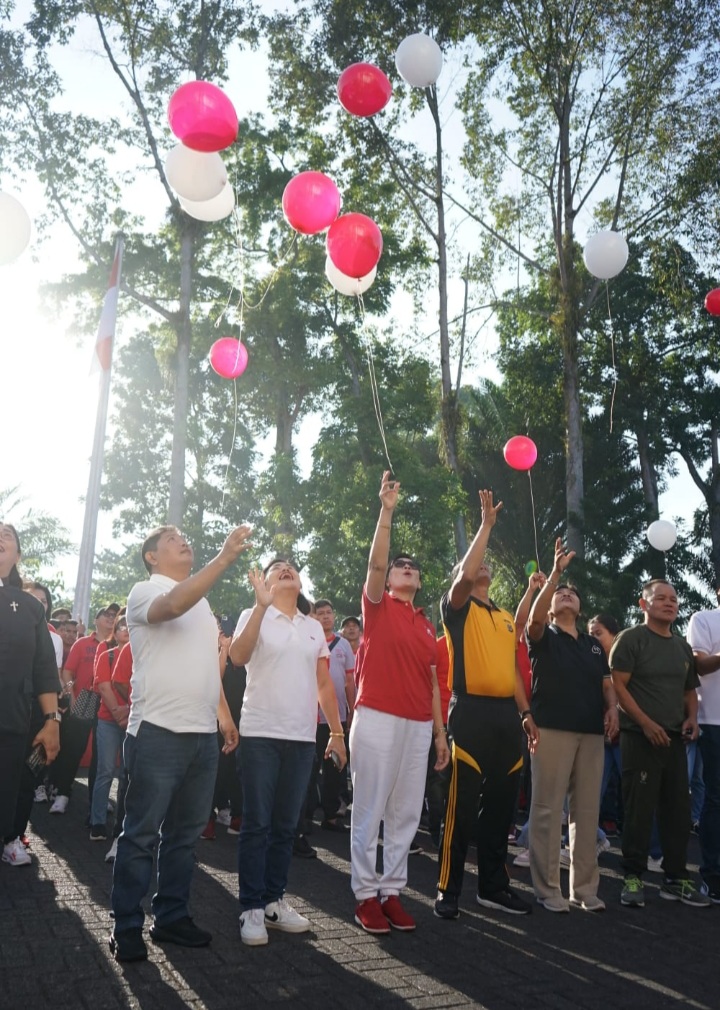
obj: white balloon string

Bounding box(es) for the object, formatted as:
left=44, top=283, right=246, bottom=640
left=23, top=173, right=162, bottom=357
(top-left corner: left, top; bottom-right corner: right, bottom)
left=606, top=280, right=618, bottom=434
left=221, top=373, right=240, bottom=512
left=357, top=293, right=394, bottom=473
left=528, top=469, right=540, bottom=572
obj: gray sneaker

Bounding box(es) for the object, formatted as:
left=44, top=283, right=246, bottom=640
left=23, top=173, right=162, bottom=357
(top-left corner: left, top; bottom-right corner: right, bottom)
left=659, top=878, right=712, bottom=907
left=620, top=875, right=645, bottom=907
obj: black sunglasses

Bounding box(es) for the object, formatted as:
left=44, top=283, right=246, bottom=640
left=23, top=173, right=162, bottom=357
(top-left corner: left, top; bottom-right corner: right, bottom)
left=391, top=559, right=420, bottom=571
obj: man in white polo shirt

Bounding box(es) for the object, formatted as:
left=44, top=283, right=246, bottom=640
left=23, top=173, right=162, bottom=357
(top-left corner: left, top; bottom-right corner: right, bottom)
left=230, top=558, right=347, bottom=947
left=687, top=585, right=720, bottom=903
left=110, top=523, right=250, bottom=963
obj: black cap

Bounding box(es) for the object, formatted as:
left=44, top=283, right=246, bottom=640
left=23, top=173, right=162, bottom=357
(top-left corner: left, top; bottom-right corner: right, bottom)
left=341, top=615, right=362, bottom=629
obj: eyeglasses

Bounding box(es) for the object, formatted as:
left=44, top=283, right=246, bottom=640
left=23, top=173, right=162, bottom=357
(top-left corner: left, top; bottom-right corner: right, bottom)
left=391, top=559, right=419, bottom=571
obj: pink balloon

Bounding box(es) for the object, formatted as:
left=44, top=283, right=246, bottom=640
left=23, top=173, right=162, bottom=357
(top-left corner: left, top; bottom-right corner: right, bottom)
left=503, top=435, right=538, bottom=471
left=282, top=171, right=341, bottom=235
left=209, top=338, right=248, bottom=379
left=167, top=81, right=238, bottom=153
left=326, top=213, right=383, bottom=278
left=337, top=63, right=392, bottom=117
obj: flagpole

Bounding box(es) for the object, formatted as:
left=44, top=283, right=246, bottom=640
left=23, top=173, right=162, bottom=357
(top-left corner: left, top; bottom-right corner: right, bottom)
left=74, top=235, right=125, bottom=626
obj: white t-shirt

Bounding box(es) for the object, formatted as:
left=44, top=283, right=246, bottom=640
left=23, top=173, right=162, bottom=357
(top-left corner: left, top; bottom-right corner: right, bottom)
left=235, top=605, right=330, bottom=741
left=686, top=608, right=720, bottom=724
left=319, top=633, right=355, bottom=724
left=126, top=574, right=220, bottom=736
left=49, top=629, right=63, bottom=669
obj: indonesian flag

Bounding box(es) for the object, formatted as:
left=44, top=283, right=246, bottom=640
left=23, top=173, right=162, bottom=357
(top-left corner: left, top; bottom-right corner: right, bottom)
left=93, top=239, right=124, bottom=371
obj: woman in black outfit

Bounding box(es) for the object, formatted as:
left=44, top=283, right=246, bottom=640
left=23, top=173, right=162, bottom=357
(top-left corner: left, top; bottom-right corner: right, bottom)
left=0, top=523, right=61, bottom=866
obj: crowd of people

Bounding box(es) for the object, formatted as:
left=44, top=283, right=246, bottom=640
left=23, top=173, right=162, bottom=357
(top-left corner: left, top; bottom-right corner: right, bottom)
left=2, top=473, right=719, bottom=963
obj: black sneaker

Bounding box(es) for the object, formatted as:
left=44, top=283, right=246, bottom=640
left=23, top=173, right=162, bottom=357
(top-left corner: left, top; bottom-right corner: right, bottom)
left=149, top=916, right=212, bottom=947
left=89, top=825, right=107, bottom=841
left=701, top=875, right=720, bottom=904
left=434, top=890, right=460, bottom=920
left=477, top=888, right=532, bottom=915
left=293, top=834, right=317, bottom=859
left=109, top=928, right=148, bottom=962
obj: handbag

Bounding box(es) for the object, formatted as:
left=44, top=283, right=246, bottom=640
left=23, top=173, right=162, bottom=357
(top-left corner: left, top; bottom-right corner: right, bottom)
left=71, top=688, right=101, bottom=721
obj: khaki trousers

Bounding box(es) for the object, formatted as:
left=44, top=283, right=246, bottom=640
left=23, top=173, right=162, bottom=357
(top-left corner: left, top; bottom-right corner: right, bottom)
left=529, top=728, right=604, bottom=902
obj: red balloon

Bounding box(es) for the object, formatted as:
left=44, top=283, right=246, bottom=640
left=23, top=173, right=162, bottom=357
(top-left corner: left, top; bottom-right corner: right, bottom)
left=503, top=435, right=538, bottom=471
left=209, top=338, right=248, bottom=379
left=337, top=62, right=392, bottom=117
left=326, top=213, right=383, bottom=279
left=167, top=81, right=238, bottom=153
left=705, top=288, right=720, bottom=316
left=282, top=171, right=341, bottom=235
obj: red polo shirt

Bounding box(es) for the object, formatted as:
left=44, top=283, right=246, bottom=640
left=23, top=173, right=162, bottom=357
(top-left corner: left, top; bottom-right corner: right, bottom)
left=355, top=587, right=437, bottom=721
left=110, top=643, right=134, bottom=701
left=93, top=642, right=127, bottom=721
left=64, top=633, right=102, bottom=693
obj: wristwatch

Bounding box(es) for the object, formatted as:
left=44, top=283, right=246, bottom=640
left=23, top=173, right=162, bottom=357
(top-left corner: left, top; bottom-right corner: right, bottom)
left=44, top=711, right=62, bottom=723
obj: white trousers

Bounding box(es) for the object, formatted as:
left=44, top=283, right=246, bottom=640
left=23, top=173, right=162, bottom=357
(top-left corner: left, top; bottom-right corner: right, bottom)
left=349, top=705, right=432, bottom=900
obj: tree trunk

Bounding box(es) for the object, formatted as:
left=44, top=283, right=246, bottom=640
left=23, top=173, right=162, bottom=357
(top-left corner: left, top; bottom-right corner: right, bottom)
left=168, top=228, right=194, bottom=526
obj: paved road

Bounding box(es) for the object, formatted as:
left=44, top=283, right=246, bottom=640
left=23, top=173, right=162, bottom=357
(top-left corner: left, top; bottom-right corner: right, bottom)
left=0, top=779, right=715, bottom=1010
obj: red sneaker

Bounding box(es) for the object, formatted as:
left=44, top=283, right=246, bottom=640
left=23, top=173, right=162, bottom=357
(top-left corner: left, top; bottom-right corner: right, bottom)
left=380, top=895, right=416, bottom=931
left=354, top=897, right=391, bottom=934
left=200, top=819, right=216, bottom=841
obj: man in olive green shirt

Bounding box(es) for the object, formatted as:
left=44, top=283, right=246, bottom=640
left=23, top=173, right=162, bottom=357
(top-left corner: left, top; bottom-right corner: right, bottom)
left=610, top=579, right=710, bottom=909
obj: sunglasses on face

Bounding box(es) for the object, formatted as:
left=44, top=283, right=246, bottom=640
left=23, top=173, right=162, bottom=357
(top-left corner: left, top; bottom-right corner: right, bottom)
left=391, top=559, right=420, bottom=571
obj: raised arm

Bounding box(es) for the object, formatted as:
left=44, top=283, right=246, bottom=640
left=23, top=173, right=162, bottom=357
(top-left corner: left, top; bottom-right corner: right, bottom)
left=527, top=538, right=575, bottom=641
left=148, top=525, right=252, bottom=624
left=366, top=471, right=399, bottom=604
left=514, top=571, right=547, bottom=642
left=229, top=568, right=274, bottom=667
left=447, top=490, right=502, bottom=611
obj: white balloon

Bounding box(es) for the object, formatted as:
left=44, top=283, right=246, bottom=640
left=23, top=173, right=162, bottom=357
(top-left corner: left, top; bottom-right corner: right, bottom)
left=0, top=192, right=31, bottom=266
left=325, top=256, right=377, bottom=296
left=395, top=33, right=443, bottom=88
left=583, top=230, right=629, bottom=280
left=164, top=144, right=227, bottom=202
left=647, top=519, right=677, bottom=552
left=179, top=183, right=235, bottom=221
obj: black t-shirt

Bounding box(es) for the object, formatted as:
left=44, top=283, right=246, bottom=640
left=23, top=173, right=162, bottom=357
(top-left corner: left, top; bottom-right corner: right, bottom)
left=221, top=659, right=246, bottom=723
left=0, top=586, right=60, bottom=734
left=527, top=623, right=609, bottom=734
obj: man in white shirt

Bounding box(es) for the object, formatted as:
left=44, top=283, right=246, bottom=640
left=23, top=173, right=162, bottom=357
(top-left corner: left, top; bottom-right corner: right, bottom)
left=109, top=524, right=250, bottom=963
left=687, top=586, right=720, bottom=903
left=230, top=559, right=347, bottom=947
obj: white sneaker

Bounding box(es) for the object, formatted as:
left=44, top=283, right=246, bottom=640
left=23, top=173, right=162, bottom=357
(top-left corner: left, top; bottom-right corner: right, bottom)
left=513, top=848, right=530, bottom=866
left=570, top=895, right=606, bottom=912
left=105, top=838, right=118, bottom=863
left=264, top=898, right=311, bottom=933
left=34, top=785, right=47, bottom=803
left=597, top=837, right=611, bottom=855
left=647, top=855, right=664, bottom=873
left=2, top=838, right=32, bottom=866
left=216, top=808, right=232, bottom=827
left=240, top=907, right=268, bottom=946
left=49, top=795, right=69, bottom=814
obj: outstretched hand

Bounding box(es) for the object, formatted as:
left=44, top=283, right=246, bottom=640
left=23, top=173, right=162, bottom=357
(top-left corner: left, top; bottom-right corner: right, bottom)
left=220, top=524, right=253, bottom=563
left=479, top=489, right=503, bottom=527
left=528, top=571, right=547, bottom=592
left=552, top=537, right=575, bottom=576
left=379, top=470, right=400, bottom=512
left=248, top=567, right=274, bottom=609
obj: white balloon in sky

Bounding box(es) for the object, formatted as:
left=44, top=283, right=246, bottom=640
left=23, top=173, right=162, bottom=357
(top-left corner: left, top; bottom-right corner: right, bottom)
left=0, top=192, right=32, bottom=266
left=164, top=144, right=227, bottom=202
left=180, top=183, right=235, bottom=221
left=646, top=519, right=677, bottom=552
left=583, top=231, right=629, bottom=280
left=395, top=33, right=443, bottom=88
left=325, top=256, right=377, bottom=296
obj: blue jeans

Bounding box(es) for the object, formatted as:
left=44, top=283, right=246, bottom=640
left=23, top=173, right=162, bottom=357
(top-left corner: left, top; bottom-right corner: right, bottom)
left=90, top=719, right=125, bottom=827
left=238, top=736, right=315, bottom=910
left=687, top=740, right=705, bottom=825
left=111, top=721, right=218, bottom=932
left=699, top=725, right=720, bottom=879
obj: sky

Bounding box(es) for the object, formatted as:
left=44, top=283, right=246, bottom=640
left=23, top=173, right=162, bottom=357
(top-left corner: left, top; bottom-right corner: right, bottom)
left=0, top=4, right=706, bottom=602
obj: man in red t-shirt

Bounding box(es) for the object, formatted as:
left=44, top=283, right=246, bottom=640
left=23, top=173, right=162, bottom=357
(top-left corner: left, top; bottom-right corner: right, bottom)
left=48, top=607, right=115, bottom=813
left=350, top=471, right=450, bottom=935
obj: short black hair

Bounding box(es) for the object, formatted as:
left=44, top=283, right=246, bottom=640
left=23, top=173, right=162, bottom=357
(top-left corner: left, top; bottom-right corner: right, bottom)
left=553, top=583, right=583, bottom=609
left=26, top=581, right=53, bottom=619
left=642, top=578, right=674, bottom=598
left=588, top=612, right=619, bottom=636
left=314, top=599, right=333, bottom=611
left=262, top=557, right=298, bottom=577
left=141, top=526, right=179, bottom=574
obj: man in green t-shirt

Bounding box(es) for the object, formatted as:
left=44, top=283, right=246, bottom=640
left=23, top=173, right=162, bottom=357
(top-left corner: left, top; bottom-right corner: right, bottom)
left=610, top=579, right=710, bottom=909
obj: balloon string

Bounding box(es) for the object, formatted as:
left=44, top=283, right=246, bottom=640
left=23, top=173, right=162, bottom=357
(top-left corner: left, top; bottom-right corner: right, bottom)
left=606, top=281, right=618, bottom=434
left=357, top=294, right=394, bottom=473
left=221, top=373, right=240, bottom=512
left=528, top=469, right=540, bottom=572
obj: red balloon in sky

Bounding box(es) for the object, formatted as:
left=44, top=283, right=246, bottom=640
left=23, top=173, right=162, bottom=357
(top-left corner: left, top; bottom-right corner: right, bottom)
left=209, top=338, right=248, bottom=379
left=704, top=288, right=720, bottom=316
left=167, top=81, right=238, bottom=152
left=503, top=435, right=538, bottom=471
left=326, top=213, right=383, bottom=278
left=337, top=63, right=392, bottom=117
left=282, top=171, right=341, bottom=235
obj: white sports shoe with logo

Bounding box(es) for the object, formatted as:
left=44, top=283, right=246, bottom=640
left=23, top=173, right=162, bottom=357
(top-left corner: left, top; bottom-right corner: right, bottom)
left=239, top=907, right=268, bottom=946
left=49, top=795, right=69, bottom=815
left=264, top=898, right=310, bottom=933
